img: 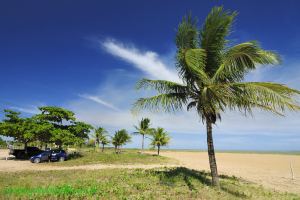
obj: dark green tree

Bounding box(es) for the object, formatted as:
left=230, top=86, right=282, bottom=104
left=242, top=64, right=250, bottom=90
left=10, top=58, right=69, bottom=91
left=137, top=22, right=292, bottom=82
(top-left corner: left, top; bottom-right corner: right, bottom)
left=133, top=7, right=300, bottom=187
left=36, top=106, right=91, bottom=148
left=0, top=107, right=92, bottom=150
left=68, top=121, right=92, bottom=146
left=37, top=106, right=75, bottom=124
left=31, top=117, right=54, bottom=149
left=0, top=110, right=36, bottom=151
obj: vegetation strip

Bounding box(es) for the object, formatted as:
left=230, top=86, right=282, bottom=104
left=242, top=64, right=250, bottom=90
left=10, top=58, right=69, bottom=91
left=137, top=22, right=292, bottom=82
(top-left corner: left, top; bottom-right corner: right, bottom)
left=1, top=168, right=299, bottom=200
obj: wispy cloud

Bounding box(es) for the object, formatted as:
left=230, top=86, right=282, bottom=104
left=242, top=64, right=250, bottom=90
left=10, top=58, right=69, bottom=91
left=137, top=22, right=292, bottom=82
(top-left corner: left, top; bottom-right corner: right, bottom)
left=101, top=39, right=182, bottom=83
left=79, top=94, right=120, bottom=111
left=67, top=39, right=300, bottom=150
left=9, top=106, right=40, bottom=115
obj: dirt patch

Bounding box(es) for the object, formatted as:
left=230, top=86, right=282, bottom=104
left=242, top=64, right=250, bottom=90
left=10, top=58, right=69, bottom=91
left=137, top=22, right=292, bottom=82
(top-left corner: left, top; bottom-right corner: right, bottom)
left=154, top=151, right=300, bottom=194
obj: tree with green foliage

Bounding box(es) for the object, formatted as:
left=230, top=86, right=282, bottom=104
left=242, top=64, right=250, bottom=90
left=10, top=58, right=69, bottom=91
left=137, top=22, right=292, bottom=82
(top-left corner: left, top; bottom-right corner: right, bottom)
left=150, top=127, right=170, bottom=155
left=0, top=110, right=56, bottom=150
left=37, top=106, right=76, bottom=124
left=0, top=110, right=36, bottom=151
left=68, top=121, right=92, bottom=146
left=31, top=118, right=54, bottom=149
left=0, top=110, right=21, bottom=139
left=0, top=107, right=92, bottom=150
left=111, top=129, right=131, bottom=153
left=35, top=106, right=75, bottom=148
left=36, top=106, right=91, bottom=148
left=133, top=7, right=300, bottom=187
left=94, top=127, right=110, bottom=152
left=133, top=118, right=153, bottom=152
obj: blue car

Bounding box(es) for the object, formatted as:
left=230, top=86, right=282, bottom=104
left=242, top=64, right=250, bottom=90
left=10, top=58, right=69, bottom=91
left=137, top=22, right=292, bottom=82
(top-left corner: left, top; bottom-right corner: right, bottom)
left=30, top=149, right=67, bottom=163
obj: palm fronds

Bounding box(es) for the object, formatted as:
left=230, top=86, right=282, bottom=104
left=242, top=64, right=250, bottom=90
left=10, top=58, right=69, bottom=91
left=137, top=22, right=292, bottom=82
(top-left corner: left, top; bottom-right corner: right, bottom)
left=136, top=79, right=188, bottom=93
left=200, top=6, right=237, bottom=76
left=133, top=93, right=188, bottom=113
left=213, top=42, right=281, bottom=82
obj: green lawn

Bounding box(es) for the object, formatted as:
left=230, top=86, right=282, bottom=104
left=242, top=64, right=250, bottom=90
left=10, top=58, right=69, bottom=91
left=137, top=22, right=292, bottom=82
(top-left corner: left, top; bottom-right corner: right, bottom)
left=47, top=148, right=174, bottom=166
left=0, top=168, right=299, bottom=200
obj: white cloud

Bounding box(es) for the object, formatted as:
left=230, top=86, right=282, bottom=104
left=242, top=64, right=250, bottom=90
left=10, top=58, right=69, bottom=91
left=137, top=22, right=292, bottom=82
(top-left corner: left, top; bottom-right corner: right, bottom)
left=8, top=106, right=40, bottom=115
left=78, top=94, right=119, bottom=111
left=101, top=39, right=182, bottom=83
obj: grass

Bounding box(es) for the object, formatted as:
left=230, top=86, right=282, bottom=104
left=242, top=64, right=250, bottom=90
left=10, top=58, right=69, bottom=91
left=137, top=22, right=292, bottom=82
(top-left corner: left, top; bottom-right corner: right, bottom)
left=0, top=167, right=299, bottom=200
left=47, top=148, right=174, bottom=166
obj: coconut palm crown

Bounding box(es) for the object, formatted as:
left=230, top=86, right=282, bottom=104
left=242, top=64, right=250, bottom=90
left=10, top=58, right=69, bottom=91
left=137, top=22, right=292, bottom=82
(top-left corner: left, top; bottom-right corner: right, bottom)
left=133, top=7, right=300, bottom=187
left=150, top=127, right=170, bottom=155
left=94, top=127, right=110, bottom=152
left=94, top=127, right=108, bottom=145
left=112, top=129, right=131, bottom=153
left=133, top=118, right=153, bottom=151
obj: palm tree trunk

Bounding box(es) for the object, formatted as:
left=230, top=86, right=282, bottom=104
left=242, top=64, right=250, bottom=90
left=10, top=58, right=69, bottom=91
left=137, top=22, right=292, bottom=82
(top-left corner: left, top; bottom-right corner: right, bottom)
left=142, top=134, right=144, bottom=151
left=157, top=145, right=160, bottom=155
left=206, top=121, right=220, bottom=187
left=102, top=143, right=104, bottom=152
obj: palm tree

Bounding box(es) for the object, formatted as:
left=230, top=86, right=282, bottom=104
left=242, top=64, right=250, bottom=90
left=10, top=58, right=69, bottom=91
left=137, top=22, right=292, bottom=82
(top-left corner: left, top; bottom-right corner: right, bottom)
left=150, top=127, right=170, bottom=155
left=94, top=127, right=109, bottom=151
left=133, top=118, right=153, bottom=152
left=133, top=7, right=300, bottom=187
left=100, top=135, right=110, bottom=152
left=112, top=129, right=131, bottom=153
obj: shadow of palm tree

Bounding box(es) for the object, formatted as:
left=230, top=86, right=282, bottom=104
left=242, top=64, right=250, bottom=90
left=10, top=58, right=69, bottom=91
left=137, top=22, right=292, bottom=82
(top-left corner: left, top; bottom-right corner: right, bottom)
left=154, top=167, right=248, bottom=198
left=157, top=167, right=211, bottom=186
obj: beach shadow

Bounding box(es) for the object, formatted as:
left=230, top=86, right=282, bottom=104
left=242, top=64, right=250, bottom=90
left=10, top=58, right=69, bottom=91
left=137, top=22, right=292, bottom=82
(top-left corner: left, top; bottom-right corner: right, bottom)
left=220, top=184, right=248, bottom=198
left=155, top=167, right=248, bottom=198
left=156, top=167, right=211, bottom=187
left=67, top=152, right=83, bottom=160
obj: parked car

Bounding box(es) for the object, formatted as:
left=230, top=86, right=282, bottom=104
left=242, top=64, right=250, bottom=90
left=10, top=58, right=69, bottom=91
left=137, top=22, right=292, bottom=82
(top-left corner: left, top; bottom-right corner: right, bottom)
left=30, top=151, right=51, bottom=163
left=30, top=149, right=67, bottom=163
left=9, top=146, right=43, bottom=159
left=50, top=149, right=68, bottom=162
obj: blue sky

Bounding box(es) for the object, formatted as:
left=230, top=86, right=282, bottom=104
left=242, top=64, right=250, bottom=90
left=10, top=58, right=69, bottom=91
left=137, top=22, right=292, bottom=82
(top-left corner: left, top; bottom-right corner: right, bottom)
left=1, top=0, right=300, bottom=150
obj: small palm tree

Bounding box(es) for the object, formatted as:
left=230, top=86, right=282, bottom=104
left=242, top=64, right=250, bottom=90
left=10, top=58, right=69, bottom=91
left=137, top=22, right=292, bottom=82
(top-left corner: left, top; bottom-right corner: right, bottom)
left=133, top=7, right=300, bottom=187
left=151, top=127, right=170, bottom=155
left=94, top=127, right=109, bottom=151
left=99, top=135, right=110, bottom=152
left=133, top=118, right=153, bottom=152
left=112, top=129, right=131, bottom=153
